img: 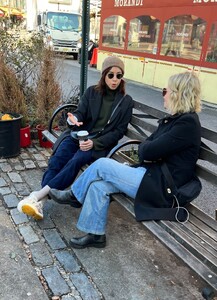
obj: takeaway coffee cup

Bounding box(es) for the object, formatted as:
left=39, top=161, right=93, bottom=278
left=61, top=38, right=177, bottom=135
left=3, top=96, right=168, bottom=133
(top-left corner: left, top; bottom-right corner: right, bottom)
left=77, top=130, right=89, bottom=143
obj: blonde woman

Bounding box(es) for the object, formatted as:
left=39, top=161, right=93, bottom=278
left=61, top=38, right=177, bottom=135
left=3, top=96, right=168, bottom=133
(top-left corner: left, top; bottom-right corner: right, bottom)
left=49, top=71, right=202, bottom=249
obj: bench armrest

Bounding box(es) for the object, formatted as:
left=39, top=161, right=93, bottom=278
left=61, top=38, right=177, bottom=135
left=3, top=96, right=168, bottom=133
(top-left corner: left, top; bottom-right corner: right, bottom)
left=107, top=139, right=141, bottom=158
left=48, top=103, right=78, bottom=137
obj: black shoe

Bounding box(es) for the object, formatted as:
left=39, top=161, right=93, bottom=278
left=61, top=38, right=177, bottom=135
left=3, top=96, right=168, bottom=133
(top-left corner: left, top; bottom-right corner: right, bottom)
left=49, top=189, right=82, bottom=208
left=69, top=233, right=106, bottom=249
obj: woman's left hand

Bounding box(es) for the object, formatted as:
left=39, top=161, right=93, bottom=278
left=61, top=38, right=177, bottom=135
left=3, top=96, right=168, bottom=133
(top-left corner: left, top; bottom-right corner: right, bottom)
left=79, top=139, right=93, bottom=151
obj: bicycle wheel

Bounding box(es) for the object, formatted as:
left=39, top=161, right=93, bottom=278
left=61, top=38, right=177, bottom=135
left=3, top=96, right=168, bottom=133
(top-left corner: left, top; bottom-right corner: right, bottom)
left=48, top=103, right=77, bottom=138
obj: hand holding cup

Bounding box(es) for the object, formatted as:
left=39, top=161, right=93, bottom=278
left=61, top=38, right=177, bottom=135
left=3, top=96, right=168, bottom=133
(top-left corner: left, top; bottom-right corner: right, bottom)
left=77, top=131, right=93, bottom=151
left=77, top=130, right=89, bottom=142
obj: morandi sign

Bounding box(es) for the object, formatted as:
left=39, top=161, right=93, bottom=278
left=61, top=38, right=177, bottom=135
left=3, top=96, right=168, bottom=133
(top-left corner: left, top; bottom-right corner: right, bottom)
left=114, top=0, right=143, bottom=7
left=114, top=0, right=217, bottom=7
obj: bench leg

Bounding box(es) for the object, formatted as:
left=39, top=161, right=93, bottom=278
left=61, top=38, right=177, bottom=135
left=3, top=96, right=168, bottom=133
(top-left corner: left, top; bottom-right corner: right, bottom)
left=202, top=287, right=215, bottom=300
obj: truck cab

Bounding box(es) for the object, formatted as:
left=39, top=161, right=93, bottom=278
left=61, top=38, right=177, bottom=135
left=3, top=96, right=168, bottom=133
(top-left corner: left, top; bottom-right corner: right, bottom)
left=37, top=10, right=82, bottom=60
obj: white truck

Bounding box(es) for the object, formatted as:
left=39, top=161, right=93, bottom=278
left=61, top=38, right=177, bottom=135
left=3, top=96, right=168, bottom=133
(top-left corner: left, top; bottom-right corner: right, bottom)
left=27, top=0, right=82, bottom=59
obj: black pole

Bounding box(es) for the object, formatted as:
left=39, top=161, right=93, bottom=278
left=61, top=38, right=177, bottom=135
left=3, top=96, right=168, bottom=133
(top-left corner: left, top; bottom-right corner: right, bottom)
left=80, top=0, right=90, bottom=99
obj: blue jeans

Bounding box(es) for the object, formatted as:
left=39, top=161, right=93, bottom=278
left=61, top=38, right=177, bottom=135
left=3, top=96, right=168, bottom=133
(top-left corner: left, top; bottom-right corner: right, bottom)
left=42, top=136, right=93, bottom=190
left=71, top=158, right=146, bottom=235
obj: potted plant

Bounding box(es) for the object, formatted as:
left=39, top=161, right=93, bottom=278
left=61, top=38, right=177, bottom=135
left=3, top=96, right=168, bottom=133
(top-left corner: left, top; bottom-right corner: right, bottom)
left=0, top=29, right=46, bottom=149
left=34, top=48, right=61, bottom=147
left=0, top=55, right=28, bottom=157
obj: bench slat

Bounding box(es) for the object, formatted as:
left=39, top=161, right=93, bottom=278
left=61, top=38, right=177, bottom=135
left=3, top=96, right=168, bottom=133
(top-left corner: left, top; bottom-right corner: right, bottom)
left=133, top=101, right=166, bottom=119
left=112, top=194, right=217, bottom=272
left=145, top=221, right=217, bottom=292
left=188, top=204, right=217, bottom=230
left=199, top=147, right=217, bottom=164
left=42, top=130, right=57, bottom=145
left=188, top=214, right=217, bottom=241
left=196, top=165, right=217, bottom=187
left=201, top=127, right=217, bottom=144
left=110, top=193, right=217, bottom=291
left=184, top=220, right=217, bottom=254
left=131, top=115, right=157, bottom=134
left=125, top=129, right=145, bottom=141
left=159, top=221, right=217, bottom=273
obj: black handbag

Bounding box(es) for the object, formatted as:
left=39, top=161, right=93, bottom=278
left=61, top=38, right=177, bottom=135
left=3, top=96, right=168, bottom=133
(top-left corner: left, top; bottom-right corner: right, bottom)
left=160, top=163, right=202, bottom=205
left=134, top=162, right=202, bottom=223
left=160, top=162, right=202, bottom=222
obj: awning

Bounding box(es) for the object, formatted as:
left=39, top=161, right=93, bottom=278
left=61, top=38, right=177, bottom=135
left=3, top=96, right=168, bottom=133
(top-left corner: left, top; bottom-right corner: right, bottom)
left=0, top=6, right=9, bottom=16
left=0, top=6, right=23, bottom=17
left=11, top=8, right=23, bottom=16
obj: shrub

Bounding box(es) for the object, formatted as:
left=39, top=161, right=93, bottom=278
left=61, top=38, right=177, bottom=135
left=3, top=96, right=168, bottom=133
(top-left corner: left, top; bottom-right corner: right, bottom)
left=0, top=55, right=28, bottom=126
left=0, top=29, right=45, bottom=126
left=35, top=48, right=61, bottom=127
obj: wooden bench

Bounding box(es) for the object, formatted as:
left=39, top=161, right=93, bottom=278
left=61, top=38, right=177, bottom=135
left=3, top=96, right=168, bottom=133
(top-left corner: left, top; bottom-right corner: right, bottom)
left=43, top=100, right=217, bottom=299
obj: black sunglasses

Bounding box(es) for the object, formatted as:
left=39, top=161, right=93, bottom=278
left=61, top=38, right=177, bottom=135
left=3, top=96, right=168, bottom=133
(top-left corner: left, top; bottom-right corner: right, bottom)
left=107, top=73, right=123, bottom=79
left=162, top=88, right=167, bottom=96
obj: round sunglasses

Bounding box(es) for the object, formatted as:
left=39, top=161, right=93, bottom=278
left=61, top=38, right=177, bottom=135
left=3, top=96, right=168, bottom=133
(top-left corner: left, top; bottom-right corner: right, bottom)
left=107, top=73, right=123, bottom=79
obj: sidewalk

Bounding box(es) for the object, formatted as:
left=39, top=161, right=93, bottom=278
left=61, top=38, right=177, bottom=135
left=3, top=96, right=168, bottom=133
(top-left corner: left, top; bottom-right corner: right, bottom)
left=0, top=140, right=211, bottom=300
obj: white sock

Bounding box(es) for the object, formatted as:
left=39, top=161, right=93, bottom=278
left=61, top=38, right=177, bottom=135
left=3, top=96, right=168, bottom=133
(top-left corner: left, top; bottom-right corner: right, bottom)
left=30, top=185, right=51, bottom=201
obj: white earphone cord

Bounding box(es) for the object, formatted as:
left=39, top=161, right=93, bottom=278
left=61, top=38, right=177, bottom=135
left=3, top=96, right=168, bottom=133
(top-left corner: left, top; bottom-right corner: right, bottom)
left=173, top=195, right=189, bottom=224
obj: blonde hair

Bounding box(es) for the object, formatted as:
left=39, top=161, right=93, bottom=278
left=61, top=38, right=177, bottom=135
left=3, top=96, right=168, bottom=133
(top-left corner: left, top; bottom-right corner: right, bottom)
left=167, top=72, right=201, bottom=114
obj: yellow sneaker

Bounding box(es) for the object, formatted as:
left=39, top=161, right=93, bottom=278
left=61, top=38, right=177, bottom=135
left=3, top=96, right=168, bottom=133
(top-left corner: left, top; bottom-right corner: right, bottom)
left=21, top=203, right=43, bottom=220
left=17, top=194, right=43, bottom=220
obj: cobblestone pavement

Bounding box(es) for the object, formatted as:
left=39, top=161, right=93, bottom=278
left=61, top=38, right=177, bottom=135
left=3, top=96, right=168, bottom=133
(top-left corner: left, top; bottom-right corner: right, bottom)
left=0, top=142, right=100, bottom=300
left=0, top=140, right=210, bottom=300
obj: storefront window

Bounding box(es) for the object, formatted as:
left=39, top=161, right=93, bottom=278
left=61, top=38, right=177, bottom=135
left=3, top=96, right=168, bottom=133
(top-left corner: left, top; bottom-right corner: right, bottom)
left=160, top=15, right=206, bottom=60
left=206, top=22, right=217, bottom=63
left=102, top=15, right=127, bottom=49
left=127, top=16, right=160, bottom=54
